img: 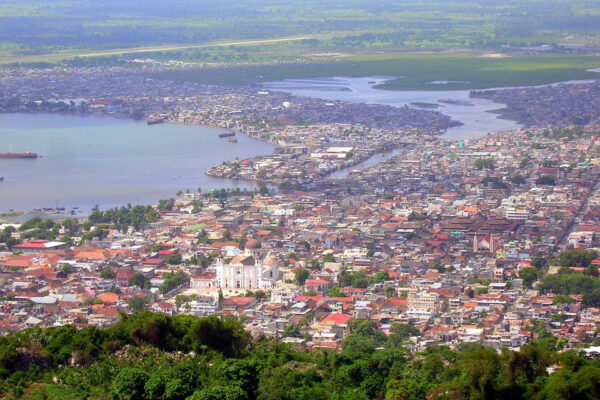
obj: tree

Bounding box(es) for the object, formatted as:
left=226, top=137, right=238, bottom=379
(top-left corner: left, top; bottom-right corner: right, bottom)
left=386, top=378, right=423, bottom=400
left=387, top=323, right=421, bottom=347
left=372, top=271, right=389, bottom=283
left=282, top=324, right=302, bottom=338
left=129, top=296, right=148, bottom=312
left=113, top=368, right=149, bottom=400
left=531, top=257, right=544, bottom=269
left=384, top=286, right=396, bottom=298
left=556, top=249, right=597, bottom=268
left=166, top=253, right=183, bottom=265
left=322, top=253, right=335, bottom=263
left=100, top=268, right=116, bottom=279
left=188, top=385, right=247, bottom=400
left=474, top=158, right=496, bottom=170
left=295, top=269, right=309, bottom=285
left=536, top=175, right=556, bottom=185
left=342, top=333, right=377, bottom=357
left=328, top=285, right=343, bottom=297
left=511, top=174, right=526, bottom=185
left=61, top=264, right=73, bottom=275
left=164, top=378, right=194, bottom=400
left=129, top=272, right=150, bottom=289
left=520, top=267, right=540, bottom=288
left=552, top=295, right=576, bottom=304
left=144, top=374, right=166, bottom=399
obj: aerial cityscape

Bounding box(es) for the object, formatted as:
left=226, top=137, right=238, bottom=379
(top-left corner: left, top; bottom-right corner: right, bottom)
left=2, top=1, right=600, bottom=399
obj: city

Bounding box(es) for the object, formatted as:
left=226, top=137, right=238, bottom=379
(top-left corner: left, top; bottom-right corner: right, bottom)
left=2, top=1, right=600, bottom=399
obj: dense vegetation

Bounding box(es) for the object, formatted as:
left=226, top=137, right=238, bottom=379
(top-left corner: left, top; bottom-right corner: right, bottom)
left=87, top=205, right=160, bottom=232
left=2, top=312, right=600, bottom=399
left=538, top=250, right=600, bottom=306
left=1, top=1, right=600, bottom=62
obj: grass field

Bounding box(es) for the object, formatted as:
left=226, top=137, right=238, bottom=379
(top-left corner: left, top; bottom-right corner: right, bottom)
left=150, top=53, right=600, bottom=91
left=1, top=1, right=600, bottom=64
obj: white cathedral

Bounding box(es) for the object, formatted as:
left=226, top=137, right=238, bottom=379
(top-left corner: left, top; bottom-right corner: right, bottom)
left=214, top=239, right=279, bottom=290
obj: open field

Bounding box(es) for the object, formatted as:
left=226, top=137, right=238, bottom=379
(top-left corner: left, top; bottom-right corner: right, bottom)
left=0, top=0, right=599, bottom=62
left=150, top=53, right=600, bottom=91
left=0, top=35, right=322, bottom=65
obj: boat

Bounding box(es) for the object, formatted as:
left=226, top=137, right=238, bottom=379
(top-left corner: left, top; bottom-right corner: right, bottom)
left=0, top=177, right=3, bottom=181
left=219, top=132, right=236, bottom=138
left=147, top=117, right=165, bottom=125
left=0, top=151, right=39, bottom=159
left=228, top=138, right=238, bottom=143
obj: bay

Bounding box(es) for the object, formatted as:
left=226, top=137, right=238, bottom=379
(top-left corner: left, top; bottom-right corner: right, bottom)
left=0, top=113, right=274, bottom=213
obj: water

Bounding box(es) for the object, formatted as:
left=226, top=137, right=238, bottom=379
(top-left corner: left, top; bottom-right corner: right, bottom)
left=263, top=76, right=523, bottom=140
left=329, top=148, right=403, bottom=179
left=0, top=113, right=274, bottom=213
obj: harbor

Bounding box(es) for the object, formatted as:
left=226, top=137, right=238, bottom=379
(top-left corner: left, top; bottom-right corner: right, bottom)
left=0, top=113, right=274, bottom=213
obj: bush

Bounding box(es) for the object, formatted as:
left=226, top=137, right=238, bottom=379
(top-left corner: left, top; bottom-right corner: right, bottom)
left=113, top=368, right=149, bottom=400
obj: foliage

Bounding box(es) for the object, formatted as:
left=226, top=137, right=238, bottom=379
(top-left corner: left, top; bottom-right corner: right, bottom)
left=2, top=312, right=600, bottom=400
left=536, top=175, right=556, bottom=186
left=159, top=272, right=188, bottom=294
left=129, top=272, right=150, bottom=289
left=474, top=158, right=496, bottom=170
left=295, top=269, right=309, bottom=286
left=129, top=296, right=149, bottom=312
left=553, top=249, right=598, bottom=268
left=520, top=267, right=540, bottom=289
left=100, top=268, right=116, bottom=279
left=112, top=367, right=149, bottom=400
left=87, top=205, right=159, bottom=231
left=166, top=253, right=183, bottom=265
left=339, top=270, right=370, bottom=288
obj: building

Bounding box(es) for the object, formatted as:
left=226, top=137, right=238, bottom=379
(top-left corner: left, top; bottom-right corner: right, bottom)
left=407, top=291, right=440, bottom=316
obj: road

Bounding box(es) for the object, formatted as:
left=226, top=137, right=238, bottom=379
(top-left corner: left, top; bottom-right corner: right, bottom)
left=76, top=36, right=312, bottom=58
left=0, top=35, right=314, bottom=65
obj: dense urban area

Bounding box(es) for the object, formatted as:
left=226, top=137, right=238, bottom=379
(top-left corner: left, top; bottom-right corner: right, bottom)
left=2, top=59, right=600, bottom=399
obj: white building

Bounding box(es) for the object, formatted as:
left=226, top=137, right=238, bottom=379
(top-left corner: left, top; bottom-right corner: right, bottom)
left=214, top=254, right=279, bottom=290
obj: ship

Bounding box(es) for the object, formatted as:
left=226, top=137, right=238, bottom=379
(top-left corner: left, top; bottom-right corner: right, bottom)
left=147, top=116, right=165, bottom=125
left=0, top=151, right=39, bottom=159
left=219, top=131, right=236, bottom=138
left=228, top=137, right=238, bottom=143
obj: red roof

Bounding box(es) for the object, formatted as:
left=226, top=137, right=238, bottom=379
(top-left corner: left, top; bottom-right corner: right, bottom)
left=12, top=240, right=50, bottom=249
left=305, top=279, right=329, bottom=286
left=321, top=313, right=351, bottom=325
left=158, top=249, right=177, bottom=255
left=222, top=297, right=255, bottom=306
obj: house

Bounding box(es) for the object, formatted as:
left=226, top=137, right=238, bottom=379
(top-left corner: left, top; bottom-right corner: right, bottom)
left=12, top=240, right=66, bottom=253
left=221, top=296, right=257, bottom=312
left=116, top=269, right=136, bottom=287
left=305, top=279, right=330, bottom=295
left=190, top=297, right=218, bottom=316
left=150, top=302, right=176, bottom=316
left=190, top=271, right=218, bottom=289
left=319, top=312, right=350, bottom=326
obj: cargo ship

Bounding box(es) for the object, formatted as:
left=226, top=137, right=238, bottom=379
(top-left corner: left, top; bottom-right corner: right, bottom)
left=219, top=131, right=236, bottom=138
left=0, top=151, right=39, bottom=159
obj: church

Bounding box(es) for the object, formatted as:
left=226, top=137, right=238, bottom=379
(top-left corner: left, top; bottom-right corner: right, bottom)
left=214, top=239, right=279, bottom=290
